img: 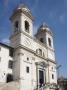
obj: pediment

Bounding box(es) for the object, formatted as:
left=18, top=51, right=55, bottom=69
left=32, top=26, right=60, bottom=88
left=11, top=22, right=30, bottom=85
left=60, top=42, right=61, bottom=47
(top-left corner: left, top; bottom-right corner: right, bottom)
left=36, top=61, right=48, bottom=67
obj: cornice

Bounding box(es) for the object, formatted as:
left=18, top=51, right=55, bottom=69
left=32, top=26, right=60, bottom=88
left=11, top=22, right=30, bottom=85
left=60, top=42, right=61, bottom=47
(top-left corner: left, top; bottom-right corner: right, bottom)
left=36, top=29, right=53, bottom=37
left=46, top=58, right=57, bottom=64
left=14, top=44, right=56, bottom=64
left=10, top=9, right=33, bottom=21
left=10, top=30, right=55, bottom=52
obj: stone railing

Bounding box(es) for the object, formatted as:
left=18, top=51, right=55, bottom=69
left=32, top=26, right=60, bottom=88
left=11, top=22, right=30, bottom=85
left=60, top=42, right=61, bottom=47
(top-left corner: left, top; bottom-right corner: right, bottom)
left=34, top=83, right=58, bottom=90
left=34, top=84, right=48, bottom=90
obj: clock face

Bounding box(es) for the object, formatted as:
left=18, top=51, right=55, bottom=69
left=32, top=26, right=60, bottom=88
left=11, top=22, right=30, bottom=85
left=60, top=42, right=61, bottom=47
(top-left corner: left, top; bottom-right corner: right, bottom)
left=24, top=38, right=31, bottom=46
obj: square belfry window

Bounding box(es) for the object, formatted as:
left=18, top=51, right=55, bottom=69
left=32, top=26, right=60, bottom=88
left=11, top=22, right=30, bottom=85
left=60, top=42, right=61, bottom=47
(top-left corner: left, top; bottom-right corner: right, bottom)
left=26, top=66, right=29, bottom=73
left=40, top=38, right=44, bottom=43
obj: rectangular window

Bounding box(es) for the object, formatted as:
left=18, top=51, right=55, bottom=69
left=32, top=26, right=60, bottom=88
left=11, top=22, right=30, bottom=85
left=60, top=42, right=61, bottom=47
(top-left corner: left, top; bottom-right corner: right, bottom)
left=8, top=60, right=13, bottom=69
left=48, top=38, right=51, bottom=47
left=26, top=66, right=29, bottom=73
left=9, top=49, right=13, bottom=57
left=0, top=47, right=1, bottom=51
left=0, top=57, right=1, bottom=62
left=52, top=74, right=54, bottom=79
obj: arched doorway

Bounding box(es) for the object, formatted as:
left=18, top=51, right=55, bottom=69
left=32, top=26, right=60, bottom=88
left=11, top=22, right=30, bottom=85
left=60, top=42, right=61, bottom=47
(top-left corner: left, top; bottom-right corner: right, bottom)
left=6, top=74, right=13, bottom=83
left=36, top=61, right=48, bottom=88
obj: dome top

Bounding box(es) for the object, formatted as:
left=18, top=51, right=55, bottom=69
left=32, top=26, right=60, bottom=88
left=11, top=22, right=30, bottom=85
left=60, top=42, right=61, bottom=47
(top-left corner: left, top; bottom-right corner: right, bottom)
left=37, top=23, right=53, bottom=35
left=10, top=4, right=33, bottom=20
left=39, top=23, right=49, bottom=29
left=16, top=4, right=31, bottom=14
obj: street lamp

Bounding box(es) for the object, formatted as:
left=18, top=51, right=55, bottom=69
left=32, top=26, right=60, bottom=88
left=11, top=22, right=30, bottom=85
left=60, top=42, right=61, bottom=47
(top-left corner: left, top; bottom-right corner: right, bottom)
left=56, top=65, right=62, bottom=78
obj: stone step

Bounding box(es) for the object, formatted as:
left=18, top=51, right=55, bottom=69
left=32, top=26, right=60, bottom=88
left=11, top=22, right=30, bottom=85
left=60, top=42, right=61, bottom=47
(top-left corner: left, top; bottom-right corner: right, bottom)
left=0, top=81, right=19, bottom=90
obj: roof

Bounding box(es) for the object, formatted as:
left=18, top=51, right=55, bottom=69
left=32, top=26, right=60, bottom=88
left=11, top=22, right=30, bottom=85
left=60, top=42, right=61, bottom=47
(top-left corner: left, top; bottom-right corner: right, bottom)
left=15, top=4, right=31, bottom=14
left=37, top=23, right=53, bottom=35
left=0, top=42, right=14, bottom=49
left=10, top=4, right=33, bottom=20
left=39, top=23, right=49, bottom=29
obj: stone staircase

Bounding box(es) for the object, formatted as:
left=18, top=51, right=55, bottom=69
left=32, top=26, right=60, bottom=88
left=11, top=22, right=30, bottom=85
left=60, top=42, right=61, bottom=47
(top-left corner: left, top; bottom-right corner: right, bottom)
left=36, top=83, right=58, bottom=90
left=0, top=82, right=58, bottom=90
left=0, top=81, right=19, bottom=90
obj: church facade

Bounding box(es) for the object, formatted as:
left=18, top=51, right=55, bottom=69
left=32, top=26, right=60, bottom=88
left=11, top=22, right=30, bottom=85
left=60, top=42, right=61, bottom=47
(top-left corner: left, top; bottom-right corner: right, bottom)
left=0, top=4, right=57, bottom=90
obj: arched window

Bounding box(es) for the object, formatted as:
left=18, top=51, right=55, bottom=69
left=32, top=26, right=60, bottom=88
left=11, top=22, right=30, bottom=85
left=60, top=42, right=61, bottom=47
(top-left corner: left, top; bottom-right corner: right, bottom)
left=25, top=21, right=29, bottom=33
left=14, top=21, right=19, bottom=33
left=40, top=38, right=44, bottom=43
left=48, top=38, right=51, bottom=47
left=36, top=49, right=42, bottom=56
left=43, top=52, right=45, bottom=57
left=15, top=21, right=18, bottom=28
left=39, top=49, right=42, bottom=56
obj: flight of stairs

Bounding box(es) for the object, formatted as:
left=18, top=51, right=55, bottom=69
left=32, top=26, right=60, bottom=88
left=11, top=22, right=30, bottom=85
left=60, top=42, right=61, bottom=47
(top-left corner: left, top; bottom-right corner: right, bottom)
left=35, top=83, right=58, bottom=90
left=0, top=81, right=19, bottom=90
left=0, top=82, right=58, bottom=90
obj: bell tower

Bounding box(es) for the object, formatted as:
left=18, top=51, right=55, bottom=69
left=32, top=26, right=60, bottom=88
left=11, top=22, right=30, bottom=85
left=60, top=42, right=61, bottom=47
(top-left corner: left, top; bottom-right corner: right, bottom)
left=35, top=23, right=54, bottom=49
left=9, top=4, right=34, bottom=90
left=10, top=4, right=33, bottom=47
left=35, top=23, right=55, bottom=61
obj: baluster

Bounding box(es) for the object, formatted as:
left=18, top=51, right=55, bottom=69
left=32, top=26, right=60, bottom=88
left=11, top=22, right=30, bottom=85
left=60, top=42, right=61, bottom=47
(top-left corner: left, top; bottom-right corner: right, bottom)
left=42, top=84, right=43, bottom=90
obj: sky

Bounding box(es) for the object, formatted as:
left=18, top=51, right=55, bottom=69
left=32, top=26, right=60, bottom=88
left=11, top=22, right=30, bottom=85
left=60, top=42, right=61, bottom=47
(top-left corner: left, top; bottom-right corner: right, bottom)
left=0, top=0, right=67, bottom=77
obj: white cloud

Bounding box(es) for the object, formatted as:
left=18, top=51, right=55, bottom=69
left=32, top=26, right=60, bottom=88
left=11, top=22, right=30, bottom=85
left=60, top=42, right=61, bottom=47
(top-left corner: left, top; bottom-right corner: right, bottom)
left=3, top=0, right=8, bottom=6
left=49, top=11, right=67, bottom=24
left=49, top=11, right=57, bottom=19
left=59, top=15, right=64, bottom=23
left=2, top=38, right=10, bottom=44
left=31, top=0, right=39, bottom=12
left=49, top=11, right=54, bottom=18
left=33, top=25, right=38, bottom=35
left=64, top=0, right=67, bottom=8
left=59, top=13, right=66, bottom=24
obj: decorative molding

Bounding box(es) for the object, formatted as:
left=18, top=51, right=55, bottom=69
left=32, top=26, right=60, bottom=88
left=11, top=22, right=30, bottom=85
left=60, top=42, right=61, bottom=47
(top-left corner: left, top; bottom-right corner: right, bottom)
left=23, top=60, right=32, bottom=64
left=47, top=58, right=57, bottom=64
left=10, top=9, right=33, bottom=21
left=18, top=53, right=24, bottom=56
left=32, top=57, right=35, bottom=61
left=15, top=44, right=56, bottom=64
left=35, top=61, right=48, bottom=68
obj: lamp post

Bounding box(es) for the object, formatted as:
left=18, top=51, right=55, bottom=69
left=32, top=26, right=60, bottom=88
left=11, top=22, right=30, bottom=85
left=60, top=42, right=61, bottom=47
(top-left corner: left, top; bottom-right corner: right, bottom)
left=56, top=65, right=62, bottom=78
